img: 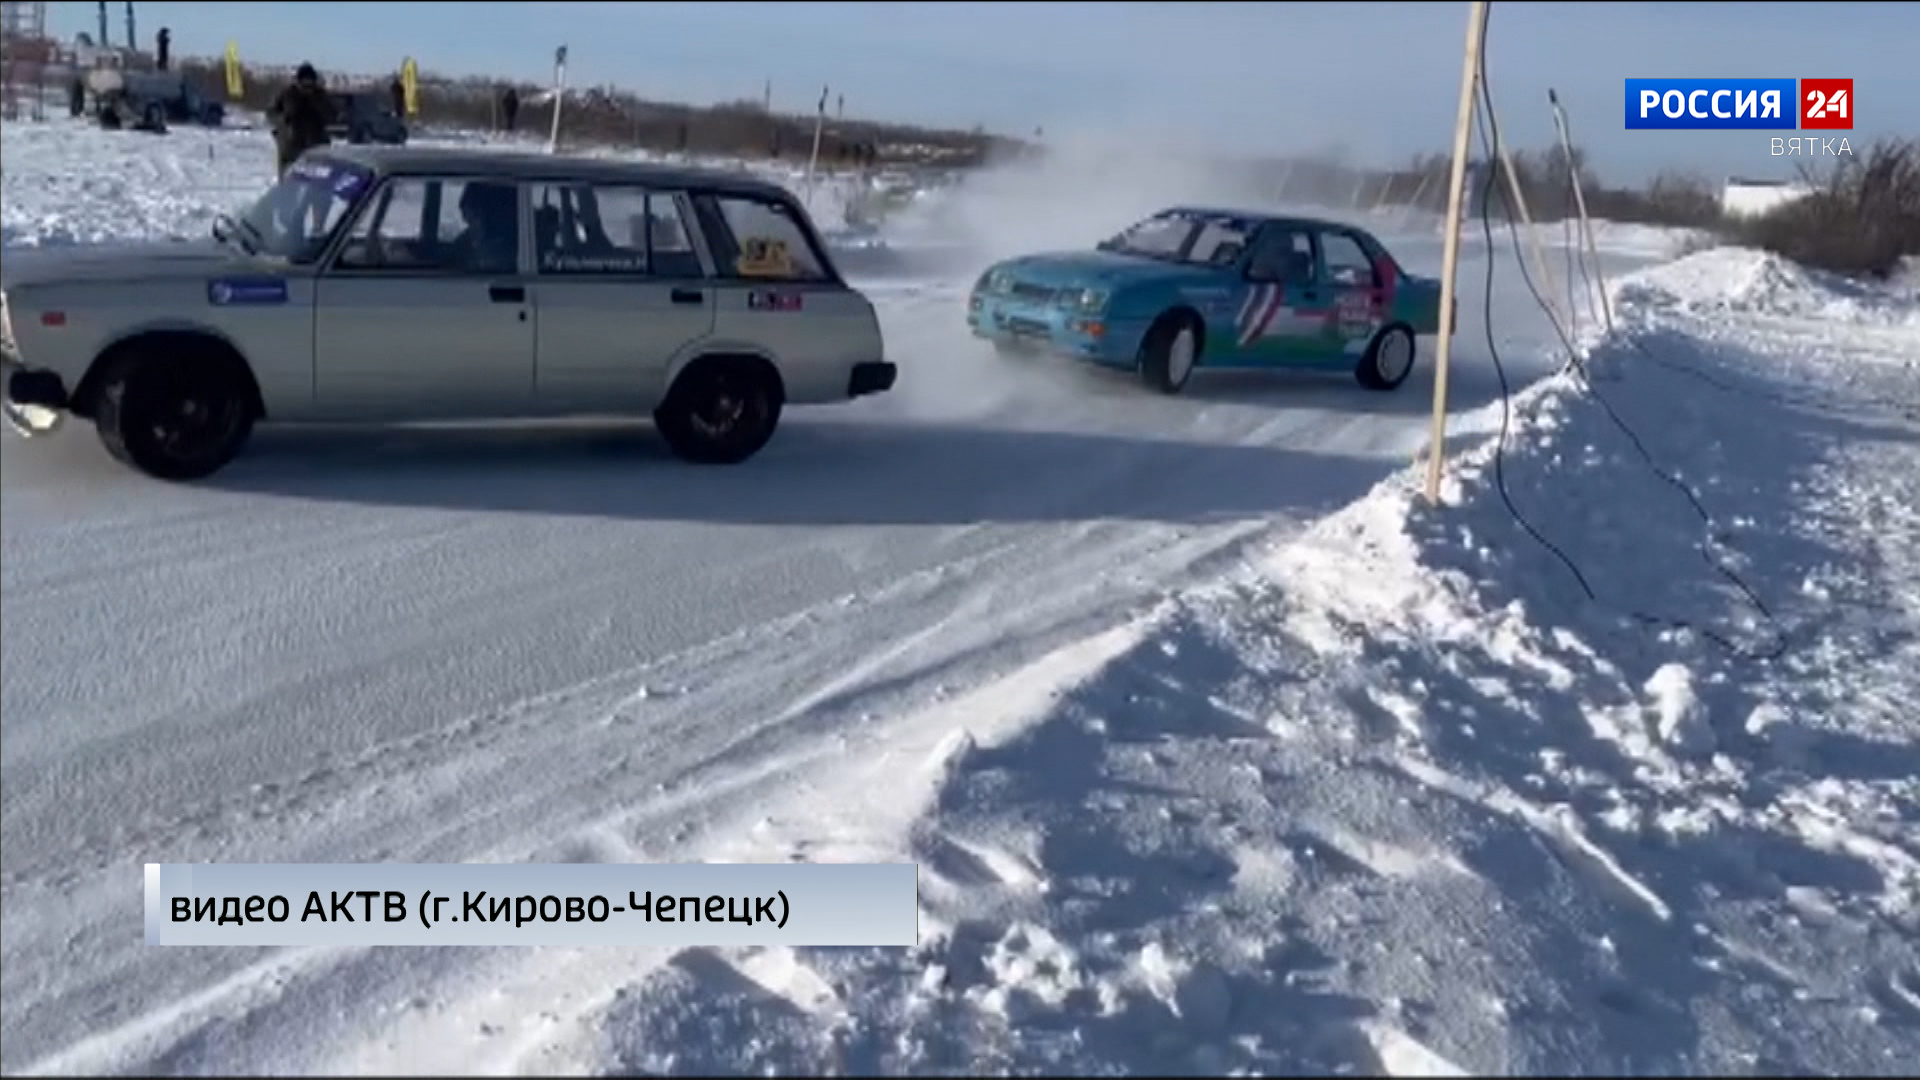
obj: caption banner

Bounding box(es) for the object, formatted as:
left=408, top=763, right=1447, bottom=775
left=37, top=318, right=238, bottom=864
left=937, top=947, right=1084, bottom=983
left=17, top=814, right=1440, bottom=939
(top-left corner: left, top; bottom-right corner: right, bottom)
left=145, top=862, right=917, bottom=947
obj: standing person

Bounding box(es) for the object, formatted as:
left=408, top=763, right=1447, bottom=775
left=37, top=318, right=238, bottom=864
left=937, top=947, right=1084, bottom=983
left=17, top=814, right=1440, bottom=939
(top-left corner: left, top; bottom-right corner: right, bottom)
left=268, top=62, right=334, bottom=177
left=500, top=85, right=519, bottom=133
left=389, top=75, right=406, bottom=119
left=155, top=27, right=171, bottom=71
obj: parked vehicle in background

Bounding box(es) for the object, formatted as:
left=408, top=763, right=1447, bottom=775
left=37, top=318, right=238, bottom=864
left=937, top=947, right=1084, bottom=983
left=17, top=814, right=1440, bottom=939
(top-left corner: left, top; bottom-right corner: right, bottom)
left=327, top=91, right=408, bottom=145
left=87, top=68, right=224, bottom=133
left=969, top=207, right=1453, bottom=395
left=1, top=147, right=897, bottom=480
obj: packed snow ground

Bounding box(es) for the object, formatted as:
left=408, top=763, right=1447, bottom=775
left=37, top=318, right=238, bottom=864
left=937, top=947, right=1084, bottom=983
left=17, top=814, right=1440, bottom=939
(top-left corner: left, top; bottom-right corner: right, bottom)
left=5, top=117, right=1915, bottom=1075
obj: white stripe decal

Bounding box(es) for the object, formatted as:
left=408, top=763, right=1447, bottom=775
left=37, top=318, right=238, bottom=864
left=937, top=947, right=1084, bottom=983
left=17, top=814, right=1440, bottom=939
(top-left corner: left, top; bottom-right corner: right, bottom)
left=1240, top=286, right=1287, bottom=348
left=1234, top=284, right=1267, bottom=340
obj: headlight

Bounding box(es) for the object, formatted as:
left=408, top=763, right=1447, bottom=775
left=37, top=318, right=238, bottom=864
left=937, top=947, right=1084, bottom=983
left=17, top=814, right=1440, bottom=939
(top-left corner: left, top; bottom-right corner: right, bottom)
left=1073, top=288, right=1109, bottom=312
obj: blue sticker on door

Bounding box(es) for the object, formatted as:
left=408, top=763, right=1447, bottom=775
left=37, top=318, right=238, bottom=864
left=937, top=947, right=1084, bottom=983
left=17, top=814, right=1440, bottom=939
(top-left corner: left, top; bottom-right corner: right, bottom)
left=208, top=278, right=289, bottom=306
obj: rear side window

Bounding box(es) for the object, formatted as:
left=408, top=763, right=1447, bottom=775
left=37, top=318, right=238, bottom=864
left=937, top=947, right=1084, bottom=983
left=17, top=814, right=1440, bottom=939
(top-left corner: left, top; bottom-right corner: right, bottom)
left=530, top=183, right=702, bottom=278
left=697, top=193, right=832, bottom=282
left=1320, top=231, right=1378, bottom=288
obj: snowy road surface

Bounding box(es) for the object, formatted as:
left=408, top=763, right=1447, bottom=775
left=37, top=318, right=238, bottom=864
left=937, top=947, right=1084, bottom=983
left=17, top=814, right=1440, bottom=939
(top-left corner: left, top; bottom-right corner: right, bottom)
left=9, top=120, right=1914, bottom=1075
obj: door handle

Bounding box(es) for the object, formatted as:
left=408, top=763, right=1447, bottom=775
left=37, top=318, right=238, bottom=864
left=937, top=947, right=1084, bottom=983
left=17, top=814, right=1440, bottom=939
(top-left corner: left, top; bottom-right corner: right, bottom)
left=669, top=288, right=704, bottom=306
left=489, top=284, right=526, bottom=303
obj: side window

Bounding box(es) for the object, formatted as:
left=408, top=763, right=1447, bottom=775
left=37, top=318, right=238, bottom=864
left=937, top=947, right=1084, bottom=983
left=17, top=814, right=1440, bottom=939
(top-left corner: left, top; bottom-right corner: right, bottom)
left=701, top=194, right=830, bottom=282
left=1320, top=231, right=1378, bottom=288
left=530, top=184, right=702, bottom=277
left=334, top=177, right=520, bottom=275
left=1188, top=220, right=1250, bottom=267
left=1246, top=227, right=1314, bottom=283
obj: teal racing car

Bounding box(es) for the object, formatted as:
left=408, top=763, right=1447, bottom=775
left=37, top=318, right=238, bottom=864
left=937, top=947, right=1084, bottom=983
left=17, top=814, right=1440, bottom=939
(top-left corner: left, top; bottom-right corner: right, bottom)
left=967, top=207, right=1453, bottom=394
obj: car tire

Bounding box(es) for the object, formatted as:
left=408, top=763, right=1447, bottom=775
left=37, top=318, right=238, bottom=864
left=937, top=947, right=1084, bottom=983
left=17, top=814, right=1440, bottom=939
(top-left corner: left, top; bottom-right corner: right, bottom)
left=1356, top=324, right=1417, bottom=391
left=1138, top=312, right=1200, bottom=395
left=94, top=354, right=255, bottom=481
left=654, top=356, right=784, bottom=465
left=142, top=102, right=167, bottom=133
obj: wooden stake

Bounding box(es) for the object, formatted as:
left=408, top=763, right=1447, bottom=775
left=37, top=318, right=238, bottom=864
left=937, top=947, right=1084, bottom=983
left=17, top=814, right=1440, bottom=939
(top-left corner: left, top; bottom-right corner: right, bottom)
left=1421, top=0, right=1489, bottom=504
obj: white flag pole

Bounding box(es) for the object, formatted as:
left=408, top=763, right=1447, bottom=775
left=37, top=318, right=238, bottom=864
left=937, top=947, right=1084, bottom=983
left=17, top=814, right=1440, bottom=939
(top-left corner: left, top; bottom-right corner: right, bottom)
left=546, top=45, right=569, bottom=154
left=803, top=83, right=828, bottom=207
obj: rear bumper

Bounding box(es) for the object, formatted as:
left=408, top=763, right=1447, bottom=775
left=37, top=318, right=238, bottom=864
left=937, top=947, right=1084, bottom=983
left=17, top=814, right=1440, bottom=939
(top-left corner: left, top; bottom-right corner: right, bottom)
left=2, top=352, right=71, bottom=436
left=848, top=360, right=897, bottom=398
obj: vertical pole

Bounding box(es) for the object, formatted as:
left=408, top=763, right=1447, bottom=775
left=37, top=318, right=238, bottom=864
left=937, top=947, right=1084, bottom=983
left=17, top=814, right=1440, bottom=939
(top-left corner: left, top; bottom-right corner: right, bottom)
left=1421, top=0, right=1489, bottom=505
left=803, top=83, right=827, bottom=208
left=1549, top=89, right=1613, bottom=333
left=1491, top=126, right=1569, bottom=334
left=546, top=45, right=567, bottom=154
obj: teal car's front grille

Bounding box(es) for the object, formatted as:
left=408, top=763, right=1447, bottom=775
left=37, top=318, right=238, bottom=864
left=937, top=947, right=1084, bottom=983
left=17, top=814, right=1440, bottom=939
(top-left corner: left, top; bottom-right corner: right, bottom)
left=1008, top=281, right=1060, bottom=305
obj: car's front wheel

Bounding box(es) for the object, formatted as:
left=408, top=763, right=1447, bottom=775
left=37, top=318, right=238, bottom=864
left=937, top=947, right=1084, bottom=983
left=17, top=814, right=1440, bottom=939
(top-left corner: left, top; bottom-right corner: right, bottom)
left=654, top=355, right=784, bottom=464
left=1139, top=312, right=1200, bottom=394
left=94, top=354, right=255, bottom=480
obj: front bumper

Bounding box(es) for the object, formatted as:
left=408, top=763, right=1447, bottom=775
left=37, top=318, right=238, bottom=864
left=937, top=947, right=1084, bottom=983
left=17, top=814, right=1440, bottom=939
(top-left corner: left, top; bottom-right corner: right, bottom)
left=848, top=360, right=898, bottom=398
left=967, top=294, right=1137, bottom=369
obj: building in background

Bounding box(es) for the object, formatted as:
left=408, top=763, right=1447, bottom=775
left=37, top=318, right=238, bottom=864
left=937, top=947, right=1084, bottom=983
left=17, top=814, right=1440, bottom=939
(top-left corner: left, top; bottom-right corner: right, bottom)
left=1721, top=176, right=1814, bottom=220
left=1, top=0, right=53, bottom=120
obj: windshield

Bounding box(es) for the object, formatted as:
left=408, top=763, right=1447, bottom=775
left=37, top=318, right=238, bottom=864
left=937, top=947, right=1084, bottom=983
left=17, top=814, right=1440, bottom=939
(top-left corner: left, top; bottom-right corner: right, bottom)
left=1097, top=210, right=1257, bottom=267
left=230, top=157, right=374, bottom=263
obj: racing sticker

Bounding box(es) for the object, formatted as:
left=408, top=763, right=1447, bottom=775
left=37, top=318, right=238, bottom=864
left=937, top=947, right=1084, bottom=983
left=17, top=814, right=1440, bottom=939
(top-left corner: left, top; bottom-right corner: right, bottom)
left=747, top=289, right=803, bottom=312
left=1335, top=291, right=1376, bottom=338
left=542, top=252, right=648, bottom=274
left=289, top=158, right=372, bottom=198
left=735, top=237, right=793, bottom=278
left=207, top=278, right=289, bottom=306
left=1234, top=283, right=1324, bottom=348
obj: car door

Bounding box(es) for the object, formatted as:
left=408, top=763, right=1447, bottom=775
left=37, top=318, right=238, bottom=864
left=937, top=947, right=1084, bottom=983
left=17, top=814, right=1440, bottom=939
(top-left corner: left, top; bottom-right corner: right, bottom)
left=1316, top=227, right=1392, bottom=361
left=313, top=175, right=536, bottom=418
left=526, top=182, right=716, bottom=411
left=1227, top=224, right=1339, bottom=366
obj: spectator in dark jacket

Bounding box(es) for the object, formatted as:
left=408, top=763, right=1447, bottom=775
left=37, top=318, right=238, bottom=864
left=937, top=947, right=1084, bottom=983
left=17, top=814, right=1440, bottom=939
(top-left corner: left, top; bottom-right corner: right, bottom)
left=389, top=76, right=406, bottom=120
left=500, top=86, right=520, bottom=133
left=269, top=63, right=335, bottom=176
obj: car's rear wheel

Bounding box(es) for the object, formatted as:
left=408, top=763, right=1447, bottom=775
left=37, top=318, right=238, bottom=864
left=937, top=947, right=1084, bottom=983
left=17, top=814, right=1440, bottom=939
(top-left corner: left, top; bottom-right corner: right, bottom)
left=94, top=354, right=255, bottom=480
left=1356, top=324, right=1416, bottom=391
left=654, top=355, right=784, bottom=464
left=1139, top=312, right=1200, bottom=394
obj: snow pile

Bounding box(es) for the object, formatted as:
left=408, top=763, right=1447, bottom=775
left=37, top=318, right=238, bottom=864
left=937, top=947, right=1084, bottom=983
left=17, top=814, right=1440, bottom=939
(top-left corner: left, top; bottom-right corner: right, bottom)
left=1616, top=247, right=1920, bottom=331
left=531, top=247, right=1918, bottom=1075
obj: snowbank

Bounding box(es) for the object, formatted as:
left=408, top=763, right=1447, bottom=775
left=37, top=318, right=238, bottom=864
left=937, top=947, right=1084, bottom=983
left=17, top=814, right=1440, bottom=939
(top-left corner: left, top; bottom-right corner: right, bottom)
left=524, top=247, right=1918, bottom=1075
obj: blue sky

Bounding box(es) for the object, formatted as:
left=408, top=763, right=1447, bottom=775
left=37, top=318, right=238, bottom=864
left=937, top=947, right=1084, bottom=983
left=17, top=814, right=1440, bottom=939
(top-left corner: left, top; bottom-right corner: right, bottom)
left=52, top=1, right=1914, bottom=185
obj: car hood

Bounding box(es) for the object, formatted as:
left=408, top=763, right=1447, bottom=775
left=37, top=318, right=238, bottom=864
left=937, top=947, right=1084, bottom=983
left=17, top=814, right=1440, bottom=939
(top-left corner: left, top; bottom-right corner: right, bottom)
left=995, top=249, right=1215, bottom=289
left=0, top=240, right=264, bottom=290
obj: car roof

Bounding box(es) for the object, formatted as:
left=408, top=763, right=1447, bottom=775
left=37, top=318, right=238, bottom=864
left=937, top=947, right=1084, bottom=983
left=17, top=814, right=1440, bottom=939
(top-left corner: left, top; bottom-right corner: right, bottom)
left=1163, top=205, right=1369, bottom=234
left=318, top=145, right=797, bottom=202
